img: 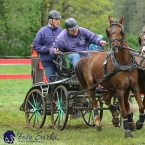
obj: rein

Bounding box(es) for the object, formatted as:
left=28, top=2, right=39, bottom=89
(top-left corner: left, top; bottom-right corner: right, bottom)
left=122, top=45, right=144, bottom=60
left=57, top=49, right=105, bottom=55
left=57, top=45, right=141, bottom=57
left=70, top=77, right=106, bottom=99
left=122, top=45, right=140, bottom=53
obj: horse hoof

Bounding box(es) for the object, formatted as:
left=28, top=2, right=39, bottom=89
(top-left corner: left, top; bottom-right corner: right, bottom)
left=95, top=125, right=101, bottom=131
left=125, top=131, right=133, bottom=138
left=112, top=118, right=119, bottom=127
left=136, top=120, right=143, bottom=130
left=128, top=122, right=136, bottom=131
left=129, top=125, right=136, bottom=132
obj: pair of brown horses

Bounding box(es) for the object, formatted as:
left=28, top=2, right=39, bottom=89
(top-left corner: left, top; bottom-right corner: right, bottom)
left=75, top=15, right=145, bottom=138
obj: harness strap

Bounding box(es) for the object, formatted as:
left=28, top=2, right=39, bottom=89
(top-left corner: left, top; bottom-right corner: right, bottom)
left=139, top=58, right=144, bottom=68
left=111, top=51, right=138, bottom=71
left=103, top=50, right=139, bottom=80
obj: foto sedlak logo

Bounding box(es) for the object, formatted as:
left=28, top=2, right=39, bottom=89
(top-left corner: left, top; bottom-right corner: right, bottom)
left=3, top=130, right=15, bottom=144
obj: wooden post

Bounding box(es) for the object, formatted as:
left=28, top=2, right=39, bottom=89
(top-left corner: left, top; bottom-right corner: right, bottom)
left=30, top=44, right=44, bottom=84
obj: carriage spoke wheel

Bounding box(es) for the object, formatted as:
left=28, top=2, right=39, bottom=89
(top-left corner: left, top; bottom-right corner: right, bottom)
left=51, top=85, right=69, bottom=131
left=81, top=96, right=103, bottom=126
left=25, top=89, right=46, bottom=129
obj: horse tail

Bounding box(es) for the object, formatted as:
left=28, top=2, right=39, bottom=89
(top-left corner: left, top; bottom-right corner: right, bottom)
left=75, top=58, right=88, bottom=90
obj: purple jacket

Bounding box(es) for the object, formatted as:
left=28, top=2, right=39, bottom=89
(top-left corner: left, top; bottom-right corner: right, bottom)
left=49, top=27, right=102, bottom=57
left=33, top=26, right=62, bottom=67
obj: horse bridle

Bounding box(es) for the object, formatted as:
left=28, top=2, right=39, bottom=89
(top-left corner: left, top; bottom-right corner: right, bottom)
left=106, top=22, right=125, bottom=50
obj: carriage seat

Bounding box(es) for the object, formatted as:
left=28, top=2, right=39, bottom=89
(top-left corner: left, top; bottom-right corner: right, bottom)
left=53, top=54, right=74, bottom=77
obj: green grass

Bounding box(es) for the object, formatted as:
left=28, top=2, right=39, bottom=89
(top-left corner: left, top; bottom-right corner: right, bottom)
left=0, top=65, right=145, bottom=145
left=0, top=65, right=31, bottom=74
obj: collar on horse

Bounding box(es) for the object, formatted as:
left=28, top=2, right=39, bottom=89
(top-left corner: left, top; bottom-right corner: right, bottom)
left=103, top=50, right=139, bottom=80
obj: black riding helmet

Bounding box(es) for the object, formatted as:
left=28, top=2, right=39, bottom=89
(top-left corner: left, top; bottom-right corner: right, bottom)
left=65, top=18, right=78, bottom=30
left=48, top=10, right=61, bottom=19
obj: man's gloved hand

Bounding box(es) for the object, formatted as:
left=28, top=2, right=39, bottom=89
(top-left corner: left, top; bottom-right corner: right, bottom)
left=54, top=48, right=60, bottom=54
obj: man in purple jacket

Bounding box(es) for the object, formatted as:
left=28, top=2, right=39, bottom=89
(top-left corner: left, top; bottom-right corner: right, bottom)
left=33, top=10, right=63, bottom=82
left=49, top=18, right=106, bottom=66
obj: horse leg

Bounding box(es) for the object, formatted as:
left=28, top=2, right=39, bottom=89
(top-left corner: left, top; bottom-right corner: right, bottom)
left=116, top=90, right=133, bottom=138
left=89, top=88, right=101, bottom=131
left=124, top=90, right=135, bottom=131
left=143, top=94, right=145, bottom=109
left=103, top=91, right=120, bottom=127
left=133, top=88, right=145, bottom=130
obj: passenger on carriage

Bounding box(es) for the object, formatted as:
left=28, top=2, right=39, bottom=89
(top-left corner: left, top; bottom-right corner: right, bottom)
left=32, top=10, right=63, bottom=83
left=49, top=18, right=106, bottom=67
left=19, top=10, right=62, bottom=112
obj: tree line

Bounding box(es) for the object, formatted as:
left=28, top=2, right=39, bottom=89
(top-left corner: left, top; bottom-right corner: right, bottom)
left=0, top=0, right=144, bottom=57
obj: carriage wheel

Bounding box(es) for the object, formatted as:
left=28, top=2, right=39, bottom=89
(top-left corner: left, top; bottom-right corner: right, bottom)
left=81, top=96, right=103, bottom=126
left=51, top=85, right=69, bottom=130
left=25, top=89, right=46, bottom=129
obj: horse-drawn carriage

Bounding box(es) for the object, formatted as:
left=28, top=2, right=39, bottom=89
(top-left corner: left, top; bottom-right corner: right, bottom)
left=20, top=15, right=145, bottom=138
left=21, top=53, right=121, bottom=131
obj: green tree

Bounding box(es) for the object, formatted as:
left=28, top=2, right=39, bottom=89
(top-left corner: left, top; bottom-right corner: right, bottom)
left=110, top=0, right=145, bottom=35
left=0, top=0, right=113, bottom=56
left=0, top=0, right=42, bottom=57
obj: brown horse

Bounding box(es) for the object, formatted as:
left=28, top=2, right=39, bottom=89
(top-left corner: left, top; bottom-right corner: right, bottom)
left=75, top=16, right=145, bottom=138
left=138, top=28, right=145, bottom=108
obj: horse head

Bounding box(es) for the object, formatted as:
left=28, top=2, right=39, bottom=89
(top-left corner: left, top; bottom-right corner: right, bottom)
left=106, top=15, right=125, bottom=53
left=139, top=27, right=145, bottom=58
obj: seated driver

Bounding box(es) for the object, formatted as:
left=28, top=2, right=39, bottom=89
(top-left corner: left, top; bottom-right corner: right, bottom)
left=49, top=17, right=106, bottom=67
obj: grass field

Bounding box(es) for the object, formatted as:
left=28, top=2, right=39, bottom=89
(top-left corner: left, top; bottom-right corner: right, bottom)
left=0, top=65, right=145, bottom=145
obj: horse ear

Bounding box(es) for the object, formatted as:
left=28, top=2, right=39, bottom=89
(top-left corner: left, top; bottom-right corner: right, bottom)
left=119, top=15, right=124, bottom=24
left=108, top=16, right=113, bottom=24
left=143, top=26, right=145, bottom=33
